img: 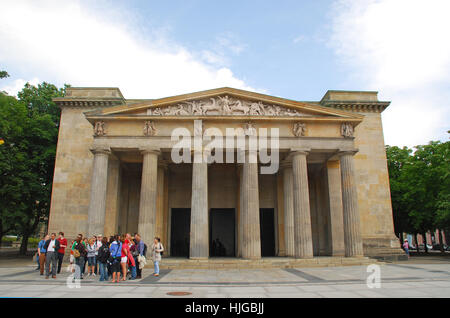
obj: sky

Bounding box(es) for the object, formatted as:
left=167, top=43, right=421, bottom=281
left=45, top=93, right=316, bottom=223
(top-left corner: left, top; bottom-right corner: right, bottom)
left=0, top=0, right=449, bottom=147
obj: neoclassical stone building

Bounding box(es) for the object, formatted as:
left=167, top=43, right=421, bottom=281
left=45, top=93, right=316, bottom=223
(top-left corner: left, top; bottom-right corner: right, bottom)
left=48, top=87, right=404, bottom=260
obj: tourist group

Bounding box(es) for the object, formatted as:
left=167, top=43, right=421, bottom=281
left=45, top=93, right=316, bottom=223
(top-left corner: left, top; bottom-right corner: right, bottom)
left=36, top=232, right=164, bottom=282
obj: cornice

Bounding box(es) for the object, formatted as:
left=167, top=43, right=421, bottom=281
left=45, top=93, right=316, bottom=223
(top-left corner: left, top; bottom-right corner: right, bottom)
left=320, top=100, right=390, bottom=113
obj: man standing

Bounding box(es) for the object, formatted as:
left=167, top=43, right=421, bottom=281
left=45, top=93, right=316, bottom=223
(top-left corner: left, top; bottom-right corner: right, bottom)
left=38, top=235, right=49, bottom=276
left=44, top=233, right=60, bottom=279
left=134, top=233, right=145, bottom=279
left=57, top=232, right=67, bottom=274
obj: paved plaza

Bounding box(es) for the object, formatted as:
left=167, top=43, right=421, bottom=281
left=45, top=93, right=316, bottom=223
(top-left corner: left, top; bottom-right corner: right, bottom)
left=0, top=256, right=449, bottom=298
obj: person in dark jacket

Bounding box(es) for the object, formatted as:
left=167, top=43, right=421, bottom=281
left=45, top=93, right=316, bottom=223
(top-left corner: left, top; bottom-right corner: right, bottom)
left=43, top=233, right=61, bottom=279
left=72, top=234, right=87, bottom=280
left=97, top=237, right=110, bottom=282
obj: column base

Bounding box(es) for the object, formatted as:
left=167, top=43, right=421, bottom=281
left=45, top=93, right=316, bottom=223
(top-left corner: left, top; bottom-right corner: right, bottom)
left=189, top=257, right=209, bottom=260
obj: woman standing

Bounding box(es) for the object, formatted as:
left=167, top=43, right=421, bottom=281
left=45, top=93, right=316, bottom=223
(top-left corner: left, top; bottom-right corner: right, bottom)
left=120, top=236, right=130, bottom=281
left=109, top=235, right=122, bottom=283
left=86, top=238, right=96, bottom=276
left=151, top=237, right=164, bottom=277
left=97, top=237, right=110, bottom=282
left=72, top=235, right=87, bottom=280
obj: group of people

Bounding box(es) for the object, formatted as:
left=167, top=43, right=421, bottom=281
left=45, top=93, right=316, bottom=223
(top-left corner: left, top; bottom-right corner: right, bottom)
left=36, top=232, right=165, bottom=282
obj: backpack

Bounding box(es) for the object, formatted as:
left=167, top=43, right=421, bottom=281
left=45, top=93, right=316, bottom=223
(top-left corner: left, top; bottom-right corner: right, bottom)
left=131, top=244, right=139, bottom=257
left=143, top=243, right=147, bottom=257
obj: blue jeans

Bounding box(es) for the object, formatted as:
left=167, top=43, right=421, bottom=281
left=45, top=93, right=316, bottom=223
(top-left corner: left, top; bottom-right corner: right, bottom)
left=154, top=261, right=159, bottom=274
left=87, top=256, right=96, bottom=267
left=130, top=265, right=136, bottom=279
left=75, top=256, right=84, bottom=280
left=98, top=262, right=108, bottom=281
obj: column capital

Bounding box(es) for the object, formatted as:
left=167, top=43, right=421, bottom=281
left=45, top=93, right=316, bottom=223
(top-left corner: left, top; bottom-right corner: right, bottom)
left=90, top=147, right=111, bottom=156
left=290, top=148, right=310, bottom=156
left=140, top=147, right=161, bottom=156
left=337, top=149, right=359, bottom=157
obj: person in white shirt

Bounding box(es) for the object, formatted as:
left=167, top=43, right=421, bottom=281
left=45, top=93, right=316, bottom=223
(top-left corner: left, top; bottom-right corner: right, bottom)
left=44, top=233, right=60, bottom=279
left=94, top=234, right=103, bottom=275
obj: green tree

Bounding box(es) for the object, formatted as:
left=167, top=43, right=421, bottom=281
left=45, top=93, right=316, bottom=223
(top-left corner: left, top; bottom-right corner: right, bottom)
left=387, top=140, right=450, bottom=253
left=0, top=81, right=67, bottom=253
left=386, top=145, right=414, bottom=242
left=0, top=69, right=9, bottom=79
left=0, top=93, right=27, bottom=244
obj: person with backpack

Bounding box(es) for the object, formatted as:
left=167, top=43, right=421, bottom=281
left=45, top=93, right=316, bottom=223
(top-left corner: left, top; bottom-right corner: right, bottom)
left=97, top=237, right=110, bottom=282
left=151, top=237, right=164, bottom=277
left=37, top=234, right=49, bottom=276
left=109, top=235, right=122, bottom=283
left=134, top=233, right=145, bottom=279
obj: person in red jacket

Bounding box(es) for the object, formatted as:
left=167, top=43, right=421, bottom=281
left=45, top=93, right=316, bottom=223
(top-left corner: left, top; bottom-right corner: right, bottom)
left=57, top=232, right=68, bottom=274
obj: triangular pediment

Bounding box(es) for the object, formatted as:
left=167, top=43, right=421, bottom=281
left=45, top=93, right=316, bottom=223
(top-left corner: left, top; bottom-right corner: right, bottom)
left=85, top=87, right=363, bottom=121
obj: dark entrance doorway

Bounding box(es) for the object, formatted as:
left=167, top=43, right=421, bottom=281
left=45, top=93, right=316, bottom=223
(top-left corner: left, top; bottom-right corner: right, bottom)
left=210, top=208, right=235, bottom=257
left=170, top=208, right=191, bottom=257
left=260, top=208, right=275, bottom=256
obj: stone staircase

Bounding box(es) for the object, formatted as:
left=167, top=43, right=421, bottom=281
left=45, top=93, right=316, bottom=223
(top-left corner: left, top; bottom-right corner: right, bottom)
left=150, top=256, right=382, bottom=270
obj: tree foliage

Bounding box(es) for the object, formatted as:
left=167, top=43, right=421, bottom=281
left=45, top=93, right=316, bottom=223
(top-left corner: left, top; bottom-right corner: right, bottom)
left=0, top=80, right=67, bottom=252
left=386, top=140, right=450, bottom=247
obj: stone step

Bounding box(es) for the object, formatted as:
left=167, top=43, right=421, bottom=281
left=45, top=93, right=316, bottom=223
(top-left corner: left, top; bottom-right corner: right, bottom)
left=144, top=256, right=382, bottom=269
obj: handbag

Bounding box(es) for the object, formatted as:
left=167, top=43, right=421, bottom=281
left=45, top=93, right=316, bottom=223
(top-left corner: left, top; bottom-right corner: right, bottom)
left=73, top=245, right=80, bottom=258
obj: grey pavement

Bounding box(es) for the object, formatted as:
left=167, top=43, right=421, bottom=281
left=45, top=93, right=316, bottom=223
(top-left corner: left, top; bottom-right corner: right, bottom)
left=0, top=258, right=449, bottom=298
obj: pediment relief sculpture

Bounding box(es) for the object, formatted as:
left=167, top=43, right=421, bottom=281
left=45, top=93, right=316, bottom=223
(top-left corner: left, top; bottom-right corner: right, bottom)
left=146, top=95, right=314, bottom=117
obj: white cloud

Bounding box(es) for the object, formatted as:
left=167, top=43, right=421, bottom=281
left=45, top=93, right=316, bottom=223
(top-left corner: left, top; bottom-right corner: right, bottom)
left=0, top=77, right=40, bottom=96
left=329, top=0, right=450, bottom=147
left=0, top=0, right=257, bottom=99
left=199, top=32, right=247, bottom=67
left=293, top=35, right=306, bottom=44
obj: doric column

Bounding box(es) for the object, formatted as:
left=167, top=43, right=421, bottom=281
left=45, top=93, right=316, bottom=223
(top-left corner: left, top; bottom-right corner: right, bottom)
left=155, top=160, right=167, bottom=240
left=237, top=163, right=243, bottom=258
left=190, top=149, right=209, bottom=259
left=281, top=161, right=295, bottom=257
left=87, top=148, right=111, bottom=237
left=292, top=149, right=313, bottom=258
left=326, top=160, right=345, bottom=256
left=339, top=150, right=364, bottom=257
left=240, top=149, right=261, bottom=259
left=138, top=148, right=160, bottom=247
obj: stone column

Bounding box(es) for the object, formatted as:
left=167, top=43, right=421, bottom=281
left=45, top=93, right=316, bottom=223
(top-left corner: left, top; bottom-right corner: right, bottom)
left=339, top=151, right=364, bottom=257
left=281, top=161, right=295, bottom=257
left=138, top=148, right=160, bottom=247
left=190, top=150, right=209, bottom=259
left=237, top=163, right=243, bottom=258
left=326, top=160, right=345, bottom=256
left=155, top=161, right=167, bottom=240
left=292, top=149, right=313, bottom=258
left=240, top=149, right=261, bottom=259
left=87, top=148, right=111, bottom=237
